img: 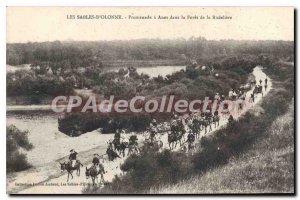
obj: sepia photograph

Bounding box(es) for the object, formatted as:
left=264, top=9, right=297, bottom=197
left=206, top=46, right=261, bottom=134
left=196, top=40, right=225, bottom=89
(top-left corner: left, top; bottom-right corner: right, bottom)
left=6, top=7, right=295, bottom=194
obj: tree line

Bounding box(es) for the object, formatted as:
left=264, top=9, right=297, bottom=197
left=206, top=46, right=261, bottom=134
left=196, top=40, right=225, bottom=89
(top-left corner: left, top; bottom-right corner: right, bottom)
left=7, top=38, right=293, bottom=66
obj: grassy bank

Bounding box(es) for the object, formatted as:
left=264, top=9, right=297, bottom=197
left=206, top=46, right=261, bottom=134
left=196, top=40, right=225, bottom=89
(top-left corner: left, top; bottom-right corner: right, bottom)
left=150, top=99, right=294, bottom=193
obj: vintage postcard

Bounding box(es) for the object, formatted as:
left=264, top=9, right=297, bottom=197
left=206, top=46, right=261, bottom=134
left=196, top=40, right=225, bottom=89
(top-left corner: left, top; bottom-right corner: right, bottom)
left=6, top=7, right=295, bottom=194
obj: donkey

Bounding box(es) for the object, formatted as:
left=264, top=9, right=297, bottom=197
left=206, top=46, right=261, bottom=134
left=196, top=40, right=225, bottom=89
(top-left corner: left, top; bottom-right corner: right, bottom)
left=60, top=160, right=83, bottom=182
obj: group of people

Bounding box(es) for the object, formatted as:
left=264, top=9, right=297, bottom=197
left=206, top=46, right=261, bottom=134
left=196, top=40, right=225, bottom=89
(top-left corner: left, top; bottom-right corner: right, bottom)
left=63, top=108, right=234, bottom=183
left=106, top=129, right=140, bottom=160
left=229, top=88, right=247, bottom=101
left=250, top=77, right=268, bottom=102
left=68, top=149, right=104, bottom=172
left=143, top=110, right=223, bottom=151
left=64, top=76, right=268, bottom=184
left=251, top=77, right=268, bottom=88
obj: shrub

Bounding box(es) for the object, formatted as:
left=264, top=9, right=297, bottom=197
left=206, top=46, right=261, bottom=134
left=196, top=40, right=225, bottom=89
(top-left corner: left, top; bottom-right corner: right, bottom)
left=100, top=148, right=191, bottom=193
left=7, top=125, right=33, bottom=172
left=7, top=72, right=74, bottom=97
left=58, top=112, right=172, bottom=136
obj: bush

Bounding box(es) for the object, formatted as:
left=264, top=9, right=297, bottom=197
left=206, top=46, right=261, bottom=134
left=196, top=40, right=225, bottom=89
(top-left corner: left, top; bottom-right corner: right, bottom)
left=58, top=112, right=172, bottom=136
left=98, top=148, right=191, bottom=193
left=7, top=72, right=74, bottom=97
left=7, top=125, right=33, bottom=172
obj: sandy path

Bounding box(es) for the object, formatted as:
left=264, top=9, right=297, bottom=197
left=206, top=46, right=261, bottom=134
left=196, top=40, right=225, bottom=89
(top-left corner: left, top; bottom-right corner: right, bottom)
left=9, top=66, right=272, bottom=194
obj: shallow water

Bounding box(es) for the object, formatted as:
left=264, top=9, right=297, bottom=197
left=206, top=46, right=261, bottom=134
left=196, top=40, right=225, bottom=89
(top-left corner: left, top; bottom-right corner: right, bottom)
left=111, top=65, right=186, bottom=78
left=6, top=113, right=113, bottom=166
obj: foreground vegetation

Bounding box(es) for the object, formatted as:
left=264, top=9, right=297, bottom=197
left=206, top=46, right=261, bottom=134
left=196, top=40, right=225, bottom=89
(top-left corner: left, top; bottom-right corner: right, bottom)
left=7, top=125, right=33, bottom=172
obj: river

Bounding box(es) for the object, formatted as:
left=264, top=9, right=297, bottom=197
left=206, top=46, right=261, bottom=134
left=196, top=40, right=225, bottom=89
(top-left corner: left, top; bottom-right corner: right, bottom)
left=110, top=65, right=186, bottom=78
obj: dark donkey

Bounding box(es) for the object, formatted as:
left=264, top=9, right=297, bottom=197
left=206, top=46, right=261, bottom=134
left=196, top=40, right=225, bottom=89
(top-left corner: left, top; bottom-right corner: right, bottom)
left=212, top=115, right=220, bottom=128
left=60, top=160, right=83, bottom=182
left=85, top=164, right=105, bottom=186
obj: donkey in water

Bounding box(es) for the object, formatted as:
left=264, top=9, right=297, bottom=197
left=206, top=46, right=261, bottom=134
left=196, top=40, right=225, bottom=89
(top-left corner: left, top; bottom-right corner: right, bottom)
left=59, top=160, right=83, bottom=182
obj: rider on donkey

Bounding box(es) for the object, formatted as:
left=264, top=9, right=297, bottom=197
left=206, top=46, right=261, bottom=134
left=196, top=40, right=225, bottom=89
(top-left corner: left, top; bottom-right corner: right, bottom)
left=128, top=133, right=139, bottom=155
left=88, top=153, right=105, bottom=183
left=114, top=129, right=121, bottom=140
left=92, top=153, right=105, bottom=173
left=187, top=130, right=195, bottom=151
left=232, top=90, right=237, bottom=100
left=170, top=118, right=178, bottom=134
left=265, top=84, right=268, bottom=91
left=92, top=153, right=100, bottom=166
left=187, top=117, right=193, bottom=130
left=228, top=115, right=234, bottom=124
left=106, top=142, right=120, bottom=161
left=187, top=130, right=195, bottom=144
left=129, top=134, right=138, bottom=146
left=69, top=149, right=78, bottom=168
left=113, top=129, right=121, bottom=151
left=149, top=123, right=158, bottom=144
left=152, top=118, right=158, bottom=127
left=177, top=118, right=185, bottom=134
left=228, top=89, right=233, bottom=99
left=214, top=109, right=219, bottom=116
left=214, top=92, right=221, bottom=101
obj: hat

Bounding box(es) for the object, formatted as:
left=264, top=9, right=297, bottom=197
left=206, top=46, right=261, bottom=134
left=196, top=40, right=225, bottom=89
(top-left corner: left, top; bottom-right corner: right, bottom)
left=70, top=149, right=74, bottom=152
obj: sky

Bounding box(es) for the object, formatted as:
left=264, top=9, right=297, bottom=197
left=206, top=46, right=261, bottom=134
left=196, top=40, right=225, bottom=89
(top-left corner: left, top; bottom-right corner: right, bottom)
left=6, top=7, right=294, bottom=43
